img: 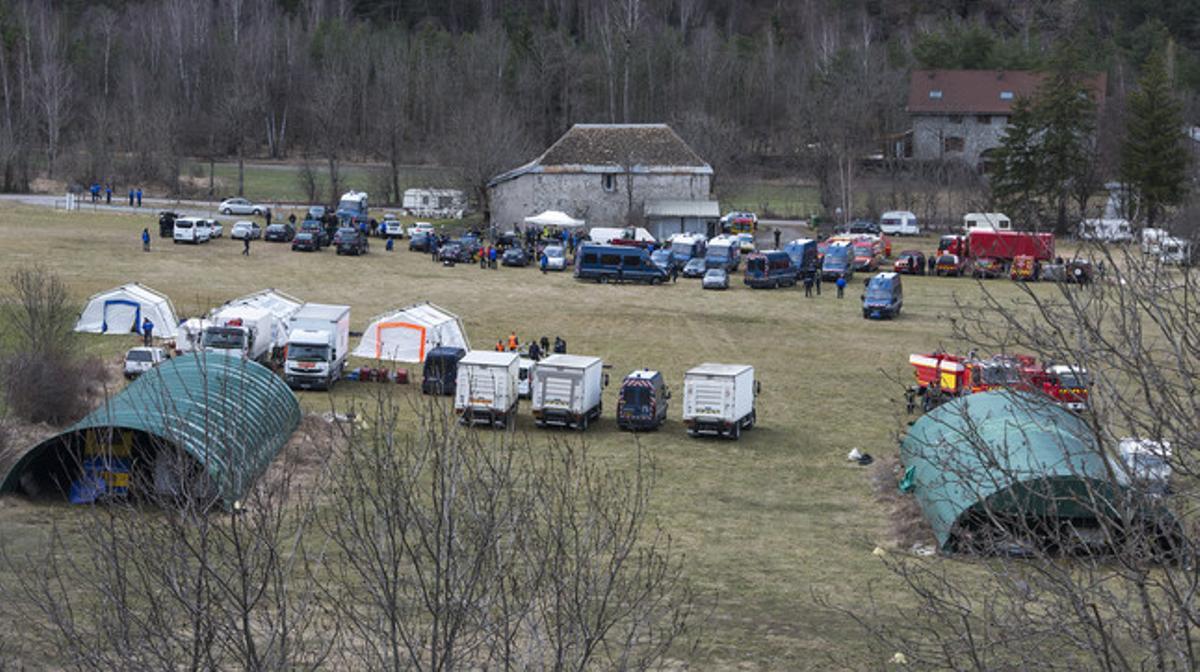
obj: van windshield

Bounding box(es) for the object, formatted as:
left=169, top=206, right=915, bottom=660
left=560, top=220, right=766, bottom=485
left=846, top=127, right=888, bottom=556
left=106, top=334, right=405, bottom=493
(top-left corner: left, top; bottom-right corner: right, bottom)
left=126, top=350, right=153, bottom=362
left=671, top=241, right=695, bottom=257
left=708, top=246, right=731, bottom=261
left=338, top=198, right=363, bottom=213
left=289, top=344, right=328, bottom=361
left=866, top=287, right=893, bottom=301
left=202, top=328, right=245, bottom=349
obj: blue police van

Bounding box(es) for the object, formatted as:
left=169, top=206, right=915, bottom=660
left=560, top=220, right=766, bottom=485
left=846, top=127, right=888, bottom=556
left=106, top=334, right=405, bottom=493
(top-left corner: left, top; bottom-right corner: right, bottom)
left=783, top=238, right=819, bottom=276
left=574, top=244, right=669, bottom=284
left=744, top=251, right=797, bottom=288
left=862, top=272, right=903, bottom=319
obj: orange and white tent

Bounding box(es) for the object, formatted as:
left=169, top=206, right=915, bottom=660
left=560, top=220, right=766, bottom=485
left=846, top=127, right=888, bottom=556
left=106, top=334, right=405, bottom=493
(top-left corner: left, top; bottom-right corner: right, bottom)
left=352, top=302, right=470, bottom=362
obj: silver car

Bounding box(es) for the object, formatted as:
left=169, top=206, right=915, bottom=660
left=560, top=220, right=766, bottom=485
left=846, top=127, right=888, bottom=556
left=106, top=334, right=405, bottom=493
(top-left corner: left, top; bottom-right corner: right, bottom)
left=702, top=268, right=729, bottom=290
left=230, top=220, right=261, bottom=240
left=219, top=197, right=268, bottom=216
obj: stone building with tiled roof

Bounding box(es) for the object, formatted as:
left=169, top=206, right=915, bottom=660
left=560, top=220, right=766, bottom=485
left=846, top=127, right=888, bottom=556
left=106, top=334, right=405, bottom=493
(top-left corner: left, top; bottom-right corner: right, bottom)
left=487, top=124, right=714, bottom=230
left=908, top=69, right=1106, bottom=170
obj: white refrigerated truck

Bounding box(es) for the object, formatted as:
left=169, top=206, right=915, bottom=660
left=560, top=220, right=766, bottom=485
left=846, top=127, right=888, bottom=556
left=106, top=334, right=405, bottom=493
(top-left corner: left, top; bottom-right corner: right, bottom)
left=530, top=354, right=605, bottom=430
left=454, top=351, right=520, bottom=428
left=284, top=303, right=351, bottom=390
left=682, top=363, right=758, bottom=439
left=201, top=305, right=281, bottom=363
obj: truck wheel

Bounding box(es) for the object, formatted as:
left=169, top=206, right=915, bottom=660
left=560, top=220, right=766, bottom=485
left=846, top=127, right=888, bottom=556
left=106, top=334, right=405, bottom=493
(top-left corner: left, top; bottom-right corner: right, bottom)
left=579, top=415, right=588, bottom=431
left=599, top=276, right=608, bottom=284
left=730, top=422, right=741, bottom=440
left=747, top=410, right=756, bottom=429
left=687, top=428, right=698, bottom=438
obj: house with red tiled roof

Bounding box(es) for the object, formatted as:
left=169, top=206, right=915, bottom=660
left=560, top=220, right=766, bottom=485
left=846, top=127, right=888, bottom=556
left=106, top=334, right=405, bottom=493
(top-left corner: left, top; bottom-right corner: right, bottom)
left=908, top=69, right=1107, bottom=170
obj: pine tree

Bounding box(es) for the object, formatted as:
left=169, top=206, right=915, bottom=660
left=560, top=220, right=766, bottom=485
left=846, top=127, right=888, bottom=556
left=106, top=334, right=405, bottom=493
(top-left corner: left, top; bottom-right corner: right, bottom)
left=990, top=97, right=1045, bottom=227
left=1121, top=48, right=1190, bottom=227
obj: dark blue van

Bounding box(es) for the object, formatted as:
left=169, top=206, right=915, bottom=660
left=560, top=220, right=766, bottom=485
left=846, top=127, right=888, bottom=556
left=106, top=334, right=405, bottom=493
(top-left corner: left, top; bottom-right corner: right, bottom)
left=422, top=346, right=466, bottom=395
left=783, top=239, right=818, bottom=276
left=575, top=244, right=669, bottom=284
left=821, top=242, right=855, bottom=281
left=744, top=251, right=797, bottom=288
left=862, top=272, right=903, bottom=319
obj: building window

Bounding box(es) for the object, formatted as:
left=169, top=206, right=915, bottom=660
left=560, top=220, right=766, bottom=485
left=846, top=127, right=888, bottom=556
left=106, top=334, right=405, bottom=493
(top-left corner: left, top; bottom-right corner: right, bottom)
left=602, top=174, right=616, bottom=192
left=929, top=89, right=943, bottom=99
left=949, top=115, right=963, bottom=124
left=1000, top=91, right=1014, bottom=101
left=943, top=136, right=965, bottom=153
left=976, top=115, right=992, bottom=124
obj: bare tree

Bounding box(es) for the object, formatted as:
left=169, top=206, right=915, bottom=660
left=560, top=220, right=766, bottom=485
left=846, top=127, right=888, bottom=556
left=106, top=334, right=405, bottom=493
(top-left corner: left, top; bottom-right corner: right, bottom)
left=442, top=95, right=534, bottom=223
left=827, top=245, right=1200, bottom=669
left=28, top=7, right=71, bottom=179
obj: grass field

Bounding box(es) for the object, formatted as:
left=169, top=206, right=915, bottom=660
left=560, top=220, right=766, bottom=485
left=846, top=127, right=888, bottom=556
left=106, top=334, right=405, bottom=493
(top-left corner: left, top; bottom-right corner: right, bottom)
left=181, top=160, right=457, bottom=204
left=0, top=203, right=1063, bottom=668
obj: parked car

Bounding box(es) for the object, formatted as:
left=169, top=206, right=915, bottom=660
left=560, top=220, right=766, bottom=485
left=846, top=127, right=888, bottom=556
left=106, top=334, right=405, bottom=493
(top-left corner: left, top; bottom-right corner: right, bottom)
left=439, top=242, right=474, bottom=263
left=542, top=245, right=567, bottom=271
left=734, top=233, right=756, bottom=254
left=846, top=219, right=880, bottom=235
left=650, top=249, right=675, bottom=273
left=230, top=220, right=261, bottom=240
left=502, top=247, right=529, bottom=267
left=970, top=257, right=1004, bottom=279
left=173, top=216, right=211, bottom=244
left=409, top=231, right=434, bottom=252
left=935, top=253, right=966, bottom=277
left=383, top=214, right=405, bottom=238
left=852, top=239, right=881, bottom=271
left=299, top=219, right=329, bottom=247
left=291, top=231, right=320, bottom=251
left=335, top=227, right=370, bottom=255
left=219, top=197, right=268, bottom=216
left=862, top=272, right=903, bottom=319
left=681, top=257, right=708, bottom=278
left=407, top=221, right=435, bottom=238
left=893, top=250, right=926, bottom=275
left=124, top=346, right=167, bottom=379
left=158, top=210, right=178, bottom=237
left=702, top=268, right=729, bottom=290
left=207, top=219, right=223, bottom=238
left=264, top=222, right=295, bottom=242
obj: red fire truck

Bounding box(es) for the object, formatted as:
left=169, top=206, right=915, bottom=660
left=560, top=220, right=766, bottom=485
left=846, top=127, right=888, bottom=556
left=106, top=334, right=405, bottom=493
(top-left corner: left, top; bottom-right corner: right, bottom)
left=906, top=352, right=1088, bottom=413
left=937, top=230, right=1055, bottom=273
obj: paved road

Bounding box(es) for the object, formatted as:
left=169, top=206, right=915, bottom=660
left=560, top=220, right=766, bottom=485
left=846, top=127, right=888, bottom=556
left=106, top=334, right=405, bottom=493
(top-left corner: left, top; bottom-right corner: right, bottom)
left=0, top=193, right=254, bottom=222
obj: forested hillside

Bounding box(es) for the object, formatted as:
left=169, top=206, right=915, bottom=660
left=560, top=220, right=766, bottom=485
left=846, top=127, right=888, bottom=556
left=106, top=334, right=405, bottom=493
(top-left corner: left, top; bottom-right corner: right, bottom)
left=0, top=0, right=1194, bottom=208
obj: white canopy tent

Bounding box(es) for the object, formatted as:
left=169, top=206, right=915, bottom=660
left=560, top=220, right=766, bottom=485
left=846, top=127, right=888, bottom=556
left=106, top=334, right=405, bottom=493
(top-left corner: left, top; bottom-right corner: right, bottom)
left=75, top=283, right=179, bottom=338
left=353, top=302, right=470, bottom=363
left=524, top=210, right=586, bottom=228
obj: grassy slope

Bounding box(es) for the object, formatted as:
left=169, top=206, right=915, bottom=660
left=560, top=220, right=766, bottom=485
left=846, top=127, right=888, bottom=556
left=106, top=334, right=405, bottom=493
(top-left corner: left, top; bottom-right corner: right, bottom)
left=0, top=203, right=1060, bottom=669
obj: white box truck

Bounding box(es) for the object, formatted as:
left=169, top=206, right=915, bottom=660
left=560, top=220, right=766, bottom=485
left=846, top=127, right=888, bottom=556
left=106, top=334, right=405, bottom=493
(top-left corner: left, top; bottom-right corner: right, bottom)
left=284, top=303, right=351, bottom=390
left=682, top=363, right=758, bottom=440
left=454, top=351, right=520, bottom=428
left=201, top=305, right=281, bottom=363
left=531, top=354, right=606, bottom=430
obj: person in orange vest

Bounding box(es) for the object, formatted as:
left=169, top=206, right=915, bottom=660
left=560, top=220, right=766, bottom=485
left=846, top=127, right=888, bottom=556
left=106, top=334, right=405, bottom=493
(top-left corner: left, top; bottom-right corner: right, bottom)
left=495, top=339, right=505, bottom=352
left=507, top=331, right=519, bottom=351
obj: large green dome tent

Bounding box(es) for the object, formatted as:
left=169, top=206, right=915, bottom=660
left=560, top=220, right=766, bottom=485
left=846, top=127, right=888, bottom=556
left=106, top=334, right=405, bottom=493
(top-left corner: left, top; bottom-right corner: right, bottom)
left=901, top=391, right=1175, bottom=554
left=1, top=353, right=300, bottom=509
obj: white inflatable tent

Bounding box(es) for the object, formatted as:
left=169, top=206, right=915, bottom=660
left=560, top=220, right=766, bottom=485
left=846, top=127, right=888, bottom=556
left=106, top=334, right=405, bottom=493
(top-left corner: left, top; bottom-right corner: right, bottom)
left=353, top=302, right=470, bottom=362
left=218, top=289, right=304, bottom=349
left=75, top=283, right=179, bottom=338
left=524, top=210, right=585, bottom=228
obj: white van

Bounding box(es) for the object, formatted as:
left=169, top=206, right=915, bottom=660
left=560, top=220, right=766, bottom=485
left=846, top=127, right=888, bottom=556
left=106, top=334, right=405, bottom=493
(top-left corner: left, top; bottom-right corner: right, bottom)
left=879, top=211, right=920, bottom=236
left=173, top=216, right=211, bottom=244
left=962, top=212, right=1011, bottom=232
left=1079, top=218, right=1132, bottom=242
left=1142, top=228, right=1169, bottom=255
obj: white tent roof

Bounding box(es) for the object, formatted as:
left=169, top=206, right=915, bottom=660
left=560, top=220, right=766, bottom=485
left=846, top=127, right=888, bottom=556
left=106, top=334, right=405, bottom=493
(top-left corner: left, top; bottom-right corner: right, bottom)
left=220, top=288, right=303, bottom=322
left=524, top=210, right=586, bottom=228
left=74, top=283, right=179, bottom=338
left=352, top=302, right=470, bottom=363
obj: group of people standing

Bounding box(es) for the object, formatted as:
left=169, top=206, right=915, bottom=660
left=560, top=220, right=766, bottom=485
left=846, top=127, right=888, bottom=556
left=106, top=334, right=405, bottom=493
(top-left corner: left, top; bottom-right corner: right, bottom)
left=494, top=333, right=567, bottom=360
left=90, top=182, right=142, bottom=207
left=800, top=271, right=848, bottom=298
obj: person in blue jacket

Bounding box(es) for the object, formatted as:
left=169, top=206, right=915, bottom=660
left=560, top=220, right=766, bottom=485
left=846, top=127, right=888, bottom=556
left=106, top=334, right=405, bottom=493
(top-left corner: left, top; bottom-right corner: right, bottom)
left=141, top=317, right=154, bottom=346
left=539, top=250, right=548, bottom=274
left=141, top=228, right=150, bottom=252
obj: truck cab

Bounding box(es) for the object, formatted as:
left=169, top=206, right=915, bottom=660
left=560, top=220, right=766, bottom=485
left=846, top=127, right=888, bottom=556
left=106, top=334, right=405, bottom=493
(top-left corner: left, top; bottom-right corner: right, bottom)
left=422, top=346, right=466, bottom=396
left=862, top=272, right=903, bottom=319
left=284, top=303, right=351, bottom=391
left=202, top=325, right=253, bottom=358
left=616, top=370, right=670, bottom=431
left=336, top=190, right=369, bottom=225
